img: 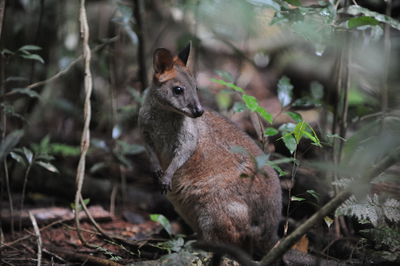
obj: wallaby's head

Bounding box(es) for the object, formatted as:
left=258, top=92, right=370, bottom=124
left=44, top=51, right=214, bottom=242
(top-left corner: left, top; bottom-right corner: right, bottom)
left=151, top=42, right=204, bottom=118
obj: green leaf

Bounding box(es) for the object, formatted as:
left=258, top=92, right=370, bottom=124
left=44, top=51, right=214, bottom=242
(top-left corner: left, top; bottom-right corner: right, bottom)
left=291, top=196, right=306, bottom=202
left=347, top=16, right=379, bottom=29
left=284, top=0, right=301, bottom=6
left=150, top=214, right=173, bottom=236
left=277, top=76, right=293, bottom=107
left=10, top=151, right=26, bottom=166
left=326, top=133, right=346, bottom=141
left=242, top=94, right=258, bottom=111
left=348, top=88, right=365, bottom=105
left=20, top=54, right=44, bottom=64
left=211, top=78, right=244, bottom=93
left=23, top=147, right=33, bottom=164
left=282, top=134, right=297, bottom=154
left=71, top=198, right=90, bottom=211
left=255, top=106, right=273, bottom=124
left=82, top=198, right=91, bottom=206
left=0, top=130, right=24, bottom=161
left=51, top=143, right=80, bottom=156
left=305, top=123, right=322, bottom=147
left=264, top=127, right=279, bottom=136
left=1, top=48, right=14, bottom=56
left=278, top=123, right=296, bottom=134
left=270, top=164, right=288, bottom=176
left=341, top=5, right=400, bottom=31
left=302, top=131, right=319, bottom=145
left=18, top=45, right=42, bottom=51
left=324, top=216, right=334, bottom=228
left=306, top=190, right=320, bottom=201
left=36, top=161, right=59, bottom=173
left=286, top=111, right=302, bottom=123
left=293, top=121, right=307, bottom=144
left=11, top=88, right=41, bottom=98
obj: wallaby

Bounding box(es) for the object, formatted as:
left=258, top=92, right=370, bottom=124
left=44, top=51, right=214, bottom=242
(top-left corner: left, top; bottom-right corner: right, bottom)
left=138, top=43, right=282, bottom=258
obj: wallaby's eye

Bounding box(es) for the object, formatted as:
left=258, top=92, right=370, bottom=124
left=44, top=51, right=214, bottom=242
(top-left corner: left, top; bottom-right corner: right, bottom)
left=173, top=86, right=184, bottom=95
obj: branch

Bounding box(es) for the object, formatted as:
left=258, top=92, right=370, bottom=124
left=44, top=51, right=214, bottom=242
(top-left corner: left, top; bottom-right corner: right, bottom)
left=259, top=146, right=400, bottom=265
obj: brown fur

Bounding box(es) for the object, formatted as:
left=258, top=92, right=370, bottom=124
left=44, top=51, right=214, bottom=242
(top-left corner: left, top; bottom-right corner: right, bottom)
left=167, top=110, right=282, bottom=256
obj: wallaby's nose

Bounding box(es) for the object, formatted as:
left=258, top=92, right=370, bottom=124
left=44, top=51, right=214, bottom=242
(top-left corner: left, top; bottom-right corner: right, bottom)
left=193, top=106, right=204, bottom=118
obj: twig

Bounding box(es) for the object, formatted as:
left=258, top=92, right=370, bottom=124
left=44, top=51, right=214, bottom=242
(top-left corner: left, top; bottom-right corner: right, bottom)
left=74, top=0, right=93, bottom=247
left=259, top=146, right=400, bottom=265
left=133, top=0, right=148, bottom=90
left=42, top=248, right=65, bottom=263
left=28, top=212, right=42, bottom=266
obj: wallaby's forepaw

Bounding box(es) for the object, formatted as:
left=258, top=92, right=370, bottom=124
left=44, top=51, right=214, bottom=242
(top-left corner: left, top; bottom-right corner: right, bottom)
left=152, top=169, right=164, bottom=180
left=160, top=174, right=172, bottom=194
left=160, top=180, right=172, bottom=194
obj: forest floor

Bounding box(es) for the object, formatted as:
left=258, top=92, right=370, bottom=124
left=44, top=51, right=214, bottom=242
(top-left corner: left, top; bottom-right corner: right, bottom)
left=1, top=204, right=170, bottom=265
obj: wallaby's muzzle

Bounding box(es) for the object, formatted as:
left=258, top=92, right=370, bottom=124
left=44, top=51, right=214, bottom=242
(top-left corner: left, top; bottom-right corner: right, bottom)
left=192, top=106, right=204, bottom=118
left=188, top=104, right=204, bottom=118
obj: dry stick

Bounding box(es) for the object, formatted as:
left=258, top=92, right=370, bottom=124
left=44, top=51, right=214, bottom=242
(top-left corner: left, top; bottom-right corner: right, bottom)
left=259, top=146, right=400, bottom=266
left=132, top=0, right=148, bottom=90
left=28, top=212, right=42, bottom=266
left=74, top=0, right=93, bottom=247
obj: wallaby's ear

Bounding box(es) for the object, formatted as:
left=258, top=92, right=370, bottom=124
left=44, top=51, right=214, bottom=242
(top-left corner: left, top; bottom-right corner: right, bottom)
left=153, top=48, right=174, bottom=73
left=177, top=41, right=192, bottom=66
